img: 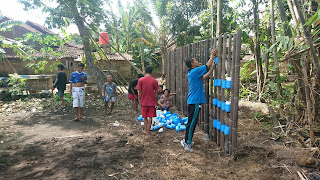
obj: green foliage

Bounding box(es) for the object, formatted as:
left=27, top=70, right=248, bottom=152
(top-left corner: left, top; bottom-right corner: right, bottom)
left=6, top=73, right=27, bottom=97
left=68, top=33, right=82, bottom=45
left=252, top=112, right=272, bottom=129
left=0, top=20, right=24, bottom=61
left=22, top=32, right=66, bottom=73
left=240, top=59, right=254, bottom=82
left=55, top=92, right=73, bottom=103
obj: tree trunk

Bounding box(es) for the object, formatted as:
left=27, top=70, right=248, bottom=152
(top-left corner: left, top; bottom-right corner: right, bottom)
left=216, top=0, right=222, bottom=36
left=264, top=22, right=270, bottom=80
left=139, top=42, right=145, bottom=73
left=211, top=0, right=214, bottom=38
left=270, top=0, right=281, bottom=95
left=276, top=0, right=293, bottom=37
left=252, top=0, right=263, bottom=99
left=292, top=0, right=320, bottom=80
left=301, top=56, right=315, bottom=145
left=75, top=17, right=105, bottom=94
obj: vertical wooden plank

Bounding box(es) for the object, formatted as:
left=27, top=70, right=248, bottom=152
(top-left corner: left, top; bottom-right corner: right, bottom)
left=172, top=50, right=176, bottom=106
left=230, top=33, right=237, bottom=154
left=225, top=34, right=233, bottom=153
left=204, top=39, right=210, bottom=135
left=209, top=38, right=214, bottom=140
left=231, top=30, right=241, bottom=154
left=166, top=51, right=170, bottom=90
left=217, top=35, right=222, bottom=145
left=175, top=48, right=180, bottom=110
left=213, top=37, right=218, bottom=142
left=180, top=46, right=184, bottom=113
left=220, top=34, right=227, bottom=149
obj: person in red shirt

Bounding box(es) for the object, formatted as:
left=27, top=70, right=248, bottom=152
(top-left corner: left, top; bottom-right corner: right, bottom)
left=136, top=66, right=159, bottom=135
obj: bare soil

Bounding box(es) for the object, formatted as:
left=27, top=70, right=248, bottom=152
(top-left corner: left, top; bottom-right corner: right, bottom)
left=0, top=94, right=318, bottom=179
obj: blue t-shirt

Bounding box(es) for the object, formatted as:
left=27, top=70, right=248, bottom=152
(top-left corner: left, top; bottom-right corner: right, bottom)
left=69, top=71, right=88, bottom=84
left=187, top=65, right=208, bottom=104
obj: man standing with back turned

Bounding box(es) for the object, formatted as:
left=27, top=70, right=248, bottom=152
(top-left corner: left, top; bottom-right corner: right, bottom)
left=136, top=66, right=159, bottom=135
left=181, top=49, right=217, bottom=152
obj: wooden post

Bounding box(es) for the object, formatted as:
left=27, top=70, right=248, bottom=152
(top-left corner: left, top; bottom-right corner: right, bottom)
left=231, top=30, right=241, bottom=153
left=204, top=39, right=210, bottom=135
left=180, top=47, right=184, bottom=113
left=225, top=34, right=232, bottom=153
left=217, top=35, right=222, bottom=145
left=166, top=51, right=170, bottom=90
left=213, top=37, right=218, bottom=143
left=220, top=35, right=227, bottom=149
left=230, top=33, right=237, bottom=154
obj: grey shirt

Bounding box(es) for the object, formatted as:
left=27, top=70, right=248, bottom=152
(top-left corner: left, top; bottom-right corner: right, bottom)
left=103, top=82, right=117, bottom=97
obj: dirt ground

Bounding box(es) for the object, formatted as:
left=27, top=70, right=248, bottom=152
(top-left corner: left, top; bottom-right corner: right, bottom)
left=0, top=94, right=319, bottom=180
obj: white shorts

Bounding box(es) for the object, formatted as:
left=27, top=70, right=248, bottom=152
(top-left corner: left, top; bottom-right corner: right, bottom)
left=72, top=87, right=85, bottom=107
left=104, top=95, right=116, bottom=102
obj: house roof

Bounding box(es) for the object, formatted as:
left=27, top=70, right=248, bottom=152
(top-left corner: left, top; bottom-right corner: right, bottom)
left=0, top=16, right=83, bottom=59
left=95, top=52, right=134, bottom=61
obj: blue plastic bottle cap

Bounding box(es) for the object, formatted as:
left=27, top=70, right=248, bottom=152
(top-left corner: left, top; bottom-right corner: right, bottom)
left=217, top=121, right=221, bottom=130
left=214, top=57, right=219, bottom=65
left=221, top=124, right=225, bottom=133
left=222, top=102, right=226, bottom=111
left=225, top=104, right=231, bottom=112
left=217, top=100, right=221, bottom=108
left=224, top=126, right=230, bottom=135
left=213, top=119, right=218, bottom=128
left=180, top=125, right=186, bottom=131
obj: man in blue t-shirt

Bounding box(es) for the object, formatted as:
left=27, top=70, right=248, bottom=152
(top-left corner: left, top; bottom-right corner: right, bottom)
left=181, top=49, right=217, bottom=152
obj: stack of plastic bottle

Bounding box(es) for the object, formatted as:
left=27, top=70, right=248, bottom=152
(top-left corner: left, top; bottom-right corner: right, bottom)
left=137, top=110, right=188, bottom=132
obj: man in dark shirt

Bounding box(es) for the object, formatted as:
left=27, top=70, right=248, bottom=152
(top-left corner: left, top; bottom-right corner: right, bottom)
left=53, top=64, right=68, bottom=107
left=128, top=74, right=144, bottom=113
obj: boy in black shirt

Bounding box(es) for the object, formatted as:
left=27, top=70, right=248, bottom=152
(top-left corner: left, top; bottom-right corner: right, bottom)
left=128, top=74, right=144, bottom=113
left=53, top=64, right=68, bottom=107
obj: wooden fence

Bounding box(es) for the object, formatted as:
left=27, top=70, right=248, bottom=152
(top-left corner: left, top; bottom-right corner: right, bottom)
left=166, top=30, right=241, bottom=154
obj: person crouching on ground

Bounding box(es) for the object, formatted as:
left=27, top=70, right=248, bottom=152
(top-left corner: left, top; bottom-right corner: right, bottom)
left=158, top=89, right=175, bottom=111
left=53, top=64, right=67, bottom=107
left=128, top=73, right=144, bottom=113
left=69, top=63, right=87, bottom=121
left=181, top=49, right=217, bottom=152
left=136, top=66, right=159, bottom=135
left=102, top=75, right=117, bottom=116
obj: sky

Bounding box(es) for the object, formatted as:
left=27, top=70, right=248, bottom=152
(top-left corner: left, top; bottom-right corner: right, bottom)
left=0, top=0, right=160, bottom=35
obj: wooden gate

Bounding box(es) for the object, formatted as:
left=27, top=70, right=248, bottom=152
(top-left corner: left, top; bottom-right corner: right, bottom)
left=166, top=30, right=241, bottom=154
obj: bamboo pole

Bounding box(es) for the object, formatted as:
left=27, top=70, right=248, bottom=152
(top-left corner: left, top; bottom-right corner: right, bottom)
left=87, top=31, right=128, bottom=86
left=292, top=0, right=320, bottom=80
left=301, top=56, right=315, bottom=145
left=180, top=47, right=184, bottom=112
left=217, top=35, right=222, bottom=145
left=225, top=34, right=232, bottom=153
left=280, top=42, right=320, bottom=62
left=209, top=38, right=214, bottom=140
left=220, top=35, right=227, bottom=149
left=205, top=39, right=210, bottom=135
left=230, top=34, right=237, bottom=154
left=231, top=30, right=242, bottom=154
left=213, top=37, right=218, bottom=142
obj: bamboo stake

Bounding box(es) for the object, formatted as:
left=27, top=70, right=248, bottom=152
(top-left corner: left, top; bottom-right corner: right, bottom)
left=205, top=39, right=210, bottom=135
left=231, top=30, right=241, bottom=154
left=213, top=37, right=218, bottom=142
left=225, top=34, right=232, bottom=153
left=217, top=35, right=222, bottom=145
left=220, top=35, right=227, bottom=149
left=209, top=38, right=213, bottom=139
left=229, top=35, right=237, bottom=154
